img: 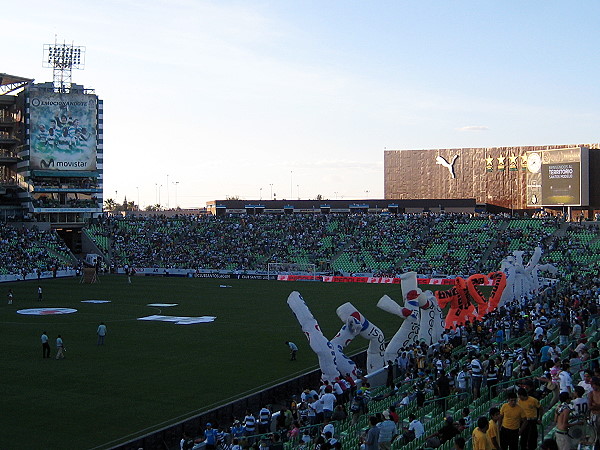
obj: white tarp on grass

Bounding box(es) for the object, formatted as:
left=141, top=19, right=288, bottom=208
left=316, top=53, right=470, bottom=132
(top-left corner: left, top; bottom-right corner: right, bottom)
left=137, top=315, right=216, bottom=325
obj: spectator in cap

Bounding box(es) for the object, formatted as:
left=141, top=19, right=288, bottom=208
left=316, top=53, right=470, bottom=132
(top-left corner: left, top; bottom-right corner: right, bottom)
left=203, top=422, right=218, bottom=450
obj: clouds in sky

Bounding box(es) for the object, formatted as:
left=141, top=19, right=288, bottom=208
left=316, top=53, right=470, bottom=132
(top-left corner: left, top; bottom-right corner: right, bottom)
left=458, top=126, right=490, bottom=132
left=3, top=1, right=600, bottom=207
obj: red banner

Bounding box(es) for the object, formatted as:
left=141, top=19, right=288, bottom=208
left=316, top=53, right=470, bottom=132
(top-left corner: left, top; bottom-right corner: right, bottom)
left=277, top=275, right=497, bottom=285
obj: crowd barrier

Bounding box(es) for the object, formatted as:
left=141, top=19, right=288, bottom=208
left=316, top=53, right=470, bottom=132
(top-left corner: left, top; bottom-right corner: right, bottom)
left=0, top=269, right=77, bottom=283
left=119, top=269, right=482, bottom=285
left=278, top=274, right=493, bottom=285
left=108, top=352, right=368, bottom=450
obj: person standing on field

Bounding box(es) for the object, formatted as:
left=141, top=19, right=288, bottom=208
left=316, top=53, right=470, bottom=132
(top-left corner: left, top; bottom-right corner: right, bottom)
left=97, top=322, right=107, bottom=345
left=41, top=331, right=51, bottom=358
left=285, top=341, right=298, bottom=360
left=56, top=335, right=65, bottom=359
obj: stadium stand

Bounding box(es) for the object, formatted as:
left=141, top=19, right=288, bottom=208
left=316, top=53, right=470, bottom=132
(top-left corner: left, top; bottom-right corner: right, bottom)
left=80, top=214, right=596, bottom=281
left=0, top=222, right=76, bottom=276
left=3, top=213, right=600, bottom=449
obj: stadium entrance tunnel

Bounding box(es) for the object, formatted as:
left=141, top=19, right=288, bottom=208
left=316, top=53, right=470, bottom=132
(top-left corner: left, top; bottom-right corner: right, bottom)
left=55, top=226, right=83, bottom=254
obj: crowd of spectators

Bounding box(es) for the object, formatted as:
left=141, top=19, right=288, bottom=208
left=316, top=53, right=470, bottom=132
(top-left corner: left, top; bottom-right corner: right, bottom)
left=483, top=219, right=560, bottom=273
left=90, top=215, right=346, bottom=272
left=84, top=213, right=600, bottom=279
left=2, top=211, right=599, bottom=281
left=176, top=275, right=600, bottom=449
left=0, top=222, right=73, bottom=276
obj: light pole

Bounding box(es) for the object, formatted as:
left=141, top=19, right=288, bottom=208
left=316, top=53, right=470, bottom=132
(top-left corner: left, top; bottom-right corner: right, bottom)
left=290, top=171, right=293, bottom=199
left=155, top=183, right=158, bottom=205
left=136, top=186, right=139, bottom=210
left=173, top=181, right=179, bottom=208
left=259, top=187, right=263, bottom=201
left=297, top=184, right=300, bottom=200
left=365, top=190, right=370, bottom=199
left=334, top=191, right=338, bottom=199
left=158, top=184, right=162, bottom=208
left=269, top=183, right=273, bottom=200
left=166, top=174, right=170, bottom=209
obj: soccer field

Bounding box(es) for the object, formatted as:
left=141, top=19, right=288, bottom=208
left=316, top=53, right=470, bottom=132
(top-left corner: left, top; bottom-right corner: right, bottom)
left=1, top=275, right=411, bottom=450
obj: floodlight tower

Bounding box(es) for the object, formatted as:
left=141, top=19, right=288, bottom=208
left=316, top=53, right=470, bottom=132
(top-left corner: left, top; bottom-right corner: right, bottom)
left=42, top=38, right=86, bottom=92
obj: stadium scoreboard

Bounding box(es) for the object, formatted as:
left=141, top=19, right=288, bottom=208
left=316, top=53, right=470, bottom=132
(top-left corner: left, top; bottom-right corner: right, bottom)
left=526, top=147, right=589, bottom=207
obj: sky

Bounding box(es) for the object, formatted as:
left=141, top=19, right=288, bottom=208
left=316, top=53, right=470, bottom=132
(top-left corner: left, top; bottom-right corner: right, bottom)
left=3, top=0, right=600, bottom=209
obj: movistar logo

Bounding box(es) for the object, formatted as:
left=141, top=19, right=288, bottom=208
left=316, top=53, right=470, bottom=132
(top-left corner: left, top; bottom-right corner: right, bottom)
left=56, top=161, right=87, bottom=167
left=39, top=159, right=87, bottom=168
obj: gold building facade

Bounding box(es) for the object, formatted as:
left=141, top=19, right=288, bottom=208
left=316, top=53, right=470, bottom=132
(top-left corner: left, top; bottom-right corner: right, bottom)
left=384, top=144, right=600, bottom=211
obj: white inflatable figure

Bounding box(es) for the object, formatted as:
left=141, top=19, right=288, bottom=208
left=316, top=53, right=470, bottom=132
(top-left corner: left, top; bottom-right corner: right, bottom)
left=335, top=303, right=385, bottom=374
left=525, top=246, right=558, bottom=293
left=513, top=266, right=529, bottom=301
left=513, top=250, right=525, bottom=268
left=499, top=255, right=518, bottom=307
left=377, top=272, right=428, bottom=363
left=417, top=289, right=446, bottom=346
left=329, top=318, right=359, bottom=379
left=506, top=251, right=529, bottom=301
left=499, top=247, right=558, bottom=306
left=287, top=291, right=339, bottom=382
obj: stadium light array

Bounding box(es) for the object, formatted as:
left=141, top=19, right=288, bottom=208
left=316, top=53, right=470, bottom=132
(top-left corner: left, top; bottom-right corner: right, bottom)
left=43, top=43, right=86, bottom=70
left=42, top=39, right=86, bottom=92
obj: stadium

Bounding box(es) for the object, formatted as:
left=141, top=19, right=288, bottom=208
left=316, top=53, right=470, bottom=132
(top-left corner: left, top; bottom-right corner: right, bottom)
left=2, top=48, right=600, bottom=450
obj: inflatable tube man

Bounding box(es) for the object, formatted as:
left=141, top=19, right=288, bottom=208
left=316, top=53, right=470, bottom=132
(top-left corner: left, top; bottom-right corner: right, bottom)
left=287, top=291, right=357, bottom=381
left=417, top=289, right=446, bottom=346
left=435, top=276, right=476, bottom=329
left=466, top=272, right=507, bottom=319
left=377, top=272, right=432, bottom=362
left=499, top=247, right=558, bottom=307
left=334, top=303, right=385, bottom=374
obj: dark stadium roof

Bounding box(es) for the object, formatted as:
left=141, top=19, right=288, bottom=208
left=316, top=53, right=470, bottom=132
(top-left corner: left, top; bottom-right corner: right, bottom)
left=0, top=73, right=34, bottom=95
left=206, top=198, right=477, bottom=214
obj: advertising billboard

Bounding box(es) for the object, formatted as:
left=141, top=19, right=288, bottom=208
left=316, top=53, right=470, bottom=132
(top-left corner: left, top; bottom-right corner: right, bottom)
left=526, top=147, right=589, bottom=207
left=29, top=89, right=97, bottom=171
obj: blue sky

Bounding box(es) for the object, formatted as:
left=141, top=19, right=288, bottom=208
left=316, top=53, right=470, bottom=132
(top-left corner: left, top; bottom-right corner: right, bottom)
left=3, top=1, right=599, bottom=208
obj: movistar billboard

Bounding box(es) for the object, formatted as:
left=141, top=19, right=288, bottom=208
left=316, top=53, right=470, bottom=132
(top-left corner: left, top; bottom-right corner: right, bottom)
left=29, top=89, right=97, bottom=171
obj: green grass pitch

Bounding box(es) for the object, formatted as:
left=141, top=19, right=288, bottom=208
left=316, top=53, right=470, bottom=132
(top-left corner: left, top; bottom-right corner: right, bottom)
left=1, top=275, right=425, bottom=450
